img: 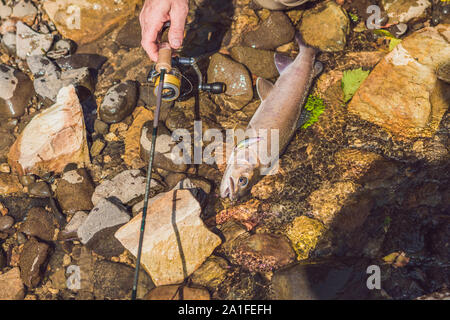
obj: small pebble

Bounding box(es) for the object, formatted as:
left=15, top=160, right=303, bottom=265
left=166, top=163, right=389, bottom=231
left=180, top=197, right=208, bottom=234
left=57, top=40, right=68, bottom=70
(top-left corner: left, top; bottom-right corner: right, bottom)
left=19, top=175, right=36, bottom=186
left=90, top=139, right=106, bottom=157
left=17, top=232, right=27, bottom=245
left=28, top=181, right=52, bottom=197
left=0, top=215, right=14, bottom=231
left=0, top=163, right=11, bottom=173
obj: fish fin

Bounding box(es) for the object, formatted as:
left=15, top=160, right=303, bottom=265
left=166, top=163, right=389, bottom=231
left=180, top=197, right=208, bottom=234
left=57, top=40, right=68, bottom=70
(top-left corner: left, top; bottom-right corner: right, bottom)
left=256, top=77, right=274, bottom=101
left=274, top=53, right=294, bottom=74
left=313, top=61, right=324, bottom=77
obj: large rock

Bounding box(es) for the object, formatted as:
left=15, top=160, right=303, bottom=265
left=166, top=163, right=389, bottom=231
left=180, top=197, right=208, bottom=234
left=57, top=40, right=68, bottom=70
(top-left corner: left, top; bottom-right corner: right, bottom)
left=207, top=53, right=253, bottom=110
left=8, top=85, right=90, bottom=176
left=348, top=25, right=450, bottom=138
left=99, top=81, right=138, bottom=124
left=286, top=215, right=327, bottom=260
left=115, top=189, right=222, bottom=286
left=382, top=0, right=431, bottom=24
left=19, top=207, right=56, bottom=241
left=55, top=168, right=95, bottom=213
left=230, top=46, right=278, bottom=79
left=0, top=64, right=34, bottom=118
left=298, top=0, right=350, bottom=52
left=0, top=268, right=25, bottom=300
left=42, top=0, right=141, bottom=45
left=16, top=21, right=53, bottom=60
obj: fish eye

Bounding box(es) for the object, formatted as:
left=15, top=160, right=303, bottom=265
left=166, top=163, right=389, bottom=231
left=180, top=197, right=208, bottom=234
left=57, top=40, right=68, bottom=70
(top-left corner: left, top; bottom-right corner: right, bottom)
left=238, top=176, right=248, bottom=187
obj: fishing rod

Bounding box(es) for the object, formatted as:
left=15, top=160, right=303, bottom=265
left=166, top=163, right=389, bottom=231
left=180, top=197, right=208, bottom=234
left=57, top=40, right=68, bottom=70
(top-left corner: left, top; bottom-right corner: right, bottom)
left=132, top=28, right=225, bottom=300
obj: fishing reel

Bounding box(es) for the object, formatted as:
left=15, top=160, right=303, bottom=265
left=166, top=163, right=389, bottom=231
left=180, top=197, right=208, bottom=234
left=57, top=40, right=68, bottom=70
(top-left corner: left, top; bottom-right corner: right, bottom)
left=148, top=56, right=226, bottom=102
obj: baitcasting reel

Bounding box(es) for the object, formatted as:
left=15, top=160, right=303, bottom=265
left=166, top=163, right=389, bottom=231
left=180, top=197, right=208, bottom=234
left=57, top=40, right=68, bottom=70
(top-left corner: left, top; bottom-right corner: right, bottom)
left=148, top=56, right=226, bottom=102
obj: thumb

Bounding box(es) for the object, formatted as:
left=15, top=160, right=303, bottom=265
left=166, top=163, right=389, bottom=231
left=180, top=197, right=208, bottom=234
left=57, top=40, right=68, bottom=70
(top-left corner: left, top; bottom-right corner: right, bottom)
left=168, top=3, right=188, bottom=49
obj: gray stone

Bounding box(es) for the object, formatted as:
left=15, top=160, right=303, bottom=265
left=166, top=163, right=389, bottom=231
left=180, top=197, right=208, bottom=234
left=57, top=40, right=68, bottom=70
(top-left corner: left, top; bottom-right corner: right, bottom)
left=99, top=80, right=138, bottom=124
left=16, top=21, right=53, bottom=60
left=0, top=4, right=12, bottom=20
left=0, top=64, right=34, bottom=118
left=78, top=198, right=130, bottom=244
left=11, top=1, right=38, bottom=23
left=1, top=32, right=16, bottom=54
left=59, top=211, right=88, bottom=240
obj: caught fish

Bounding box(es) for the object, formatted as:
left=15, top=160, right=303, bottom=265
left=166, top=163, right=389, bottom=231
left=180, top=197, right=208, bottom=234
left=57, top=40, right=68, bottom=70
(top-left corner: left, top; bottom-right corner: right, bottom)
left=220, top=34, right=322, bottom=201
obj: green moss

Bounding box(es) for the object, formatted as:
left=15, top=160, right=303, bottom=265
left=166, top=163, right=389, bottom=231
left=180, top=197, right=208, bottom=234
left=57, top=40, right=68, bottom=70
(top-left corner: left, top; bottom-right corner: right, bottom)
left=348, top=12, right=359, bottom=22
left=300, top=95, right=326, bottom=129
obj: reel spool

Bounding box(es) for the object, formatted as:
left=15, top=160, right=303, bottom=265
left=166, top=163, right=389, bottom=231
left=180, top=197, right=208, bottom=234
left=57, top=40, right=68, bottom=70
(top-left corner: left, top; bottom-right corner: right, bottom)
left=152, top=68, right=182, bottom=102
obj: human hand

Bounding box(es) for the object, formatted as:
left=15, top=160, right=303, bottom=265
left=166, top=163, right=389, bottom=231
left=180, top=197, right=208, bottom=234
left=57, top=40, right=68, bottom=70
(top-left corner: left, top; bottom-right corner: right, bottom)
left=140, top=0, right=189, bottom=61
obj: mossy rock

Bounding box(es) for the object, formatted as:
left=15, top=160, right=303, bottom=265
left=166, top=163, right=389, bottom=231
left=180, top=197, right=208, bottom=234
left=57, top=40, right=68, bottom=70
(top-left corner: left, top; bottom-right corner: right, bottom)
left=286, top=215, right=326, bottom=260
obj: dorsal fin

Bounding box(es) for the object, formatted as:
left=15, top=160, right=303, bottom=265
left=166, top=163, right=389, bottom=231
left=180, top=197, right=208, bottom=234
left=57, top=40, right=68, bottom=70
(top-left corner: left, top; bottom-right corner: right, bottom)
left=256, top=78, right=274, bottom=101
left=274, top=53, right=294, bottom=74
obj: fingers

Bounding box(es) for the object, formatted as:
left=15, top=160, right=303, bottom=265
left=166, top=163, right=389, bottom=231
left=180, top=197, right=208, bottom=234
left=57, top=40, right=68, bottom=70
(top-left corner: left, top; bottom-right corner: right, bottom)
left=168, top=1, right=188, bottom=49
left=141, top=14, right=164, bottom=62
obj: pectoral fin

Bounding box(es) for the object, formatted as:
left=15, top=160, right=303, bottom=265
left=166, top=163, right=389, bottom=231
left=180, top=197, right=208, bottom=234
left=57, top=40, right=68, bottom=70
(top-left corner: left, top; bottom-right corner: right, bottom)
left=256, top=78, right=274, bottom=101
left=274, top=53, right=294, bottom=74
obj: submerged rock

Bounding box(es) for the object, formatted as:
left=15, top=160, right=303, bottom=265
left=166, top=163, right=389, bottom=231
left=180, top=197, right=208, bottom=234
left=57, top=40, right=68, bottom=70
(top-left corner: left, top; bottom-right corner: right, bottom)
left=0, top=173, right=23, bottom=195
left=59, top=211, right=88, bottom=240
left=0, top=268, right=25, bottom=300
left=381, top=0, right=431, bottom=24
left=43, top=0, right=141, bottom=45
left=115, top=189, right=222, bottom=286
left=55, top=54, right=107, bottom=72
left=8, top=85, right=90, bottom=176
left=207, top=53, right=253, bottom=110
left=299, top=0, right=350, bottom=52
left=99, top=81, right=138, bottom=124
left=190, top=256, right=229, bottom=290
left=19, top=207, right=56, bottom=241
left=348, top=25, right=450, bottom=138
left=145, top=285, right=210, bottom=300
left=28, top=181, right=52, bottom=197
left=230, top=46, right=278, bottom=79
left=0, top=64, right=34, bottom=118
left=55, top=169, right=95, bottom=213
left=115, top=17, right=141, bottom=48
left=242, top=11, right=295, bottom=50
left=19, top=237, right=49, bottom=288
left=286, top=215, right=327, bottom=260
left=16, top=21, right=53, bottom=60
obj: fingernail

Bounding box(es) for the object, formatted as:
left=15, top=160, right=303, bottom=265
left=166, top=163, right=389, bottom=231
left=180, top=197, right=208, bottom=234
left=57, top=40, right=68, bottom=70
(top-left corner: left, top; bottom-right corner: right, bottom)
left=172, top=39, right=182, bottom=48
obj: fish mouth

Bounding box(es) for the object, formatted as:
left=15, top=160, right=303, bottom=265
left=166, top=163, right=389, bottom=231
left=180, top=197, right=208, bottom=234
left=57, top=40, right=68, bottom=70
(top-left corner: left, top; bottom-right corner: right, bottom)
left=221, top=177, right=237, bottom=201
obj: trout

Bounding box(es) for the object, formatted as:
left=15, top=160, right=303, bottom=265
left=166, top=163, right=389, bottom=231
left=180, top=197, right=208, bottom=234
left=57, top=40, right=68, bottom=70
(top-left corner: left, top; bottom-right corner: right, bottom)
left=220, top=34, right=322, bottom=201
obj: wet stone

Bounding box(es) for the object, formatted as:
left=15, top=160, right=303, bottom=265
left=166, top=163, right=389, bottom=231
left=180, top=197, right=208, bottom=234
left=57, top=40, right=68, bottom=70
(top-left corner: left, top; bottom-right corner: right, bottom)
left=0, top=267, right=25, bottom=300
left=115, top=17, right=141, bottom=48
left=16, top=21, right=53, bottom=60
left=28, top=181, right=51, bottom=197
left=19, top=207, right=56, bottom=241
left=19, top=237, right=49, bottom=288
left=230, top=46, right=278, bottom=79
left=145, top=285, right=210, bottom=300
left=0, top=64, right=34, bottom=118
left=58, top=211, right=88, bottom=240
left=0, top=215, right=14, bottom=231
left=242, top=11, right=295, bottom=50
left=55, top=169, right=95, bottom=213
left=99, top=80, right=138, bottom=124
left=94, top=119, right=109, bottom=135
left=85, top=225, right=126, bottom=258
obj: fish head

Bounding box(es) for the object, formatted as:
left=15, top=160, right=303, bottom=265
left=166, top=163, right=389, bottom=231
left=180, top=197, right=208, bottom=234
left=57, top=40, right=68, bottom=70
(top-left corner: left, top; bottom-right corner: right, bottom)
left=220, top=161, right=259, bottom=201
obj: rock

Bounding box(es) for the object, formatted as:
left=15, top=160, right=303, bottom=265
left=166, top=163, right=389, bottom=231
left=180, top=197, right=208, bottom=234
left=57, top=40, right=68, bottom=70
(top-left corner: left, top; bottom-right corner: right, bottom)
left=286, top=216, right=327, bottom=260
left=207, top=53, right=253, bottom=110
left=0, top=32, right=16, bottom=55
left=175, top=178, right=212, bottom=195
left=298, top=0, right=350, bottom=52
left=93, top=119, right=109, bottom=135
left=90, top=139, right=105, bottom=157
left=230, top=233, right=295, bottom=272
left=0, top=173, right=22, bottom=195
left=19, top=207, right=56, bottom=241
left=437, top=61, right=450, bottom=83
left=15, top=21, right=53, bottom=60
left=85, top=225, right=126, bottom=258
left=78, top=198, right=130, bottom=246
left=91, top=170, right=156, bottom=206
left=43, top=0, right=141, bottom=45
left=348, top=25, right=450, bottom=138
left=115, top=189, right=222, bottom=286
left=28, top=181, right=51, bottom=197
left=19, top=237, right=49, bottom=288
left=0, top=64, right=34, bottom=118
left=145, top=285, right=210, bottom=300
left=115, top=17, right=141, bottom=48
left=8, top=85, right=90, bottom=176
left=416, top=288, right=450, bottom=300
left=242, top=11, right=295, bottom=50
left=59, top=211, right=88, bottom=240
left=271, top=258, right=373, bottom=299
left=0, top=3, right=12, bottom=20
left=230, top=46, right=278, bottom=79
left=93, top=260, right=154, bottom=300
left=140, top=121, right=189, bottom=173
left=381, top=0, right=431, bottom=24
left=55, top=169, right=95, bottom=213
left=99, top=81, right=138, bottom=124
left=190, top=256, right=229, bottom=290
left=11, top=1, right=38, bottom=25
left=254, top=0, right=312, bottom=10
left=55, top=54, right=107, bottom=72
left=0, top=268, right=25, bottom=300
left=0, top=247, right=5, bottom=268
left=0, top=215, right=14, bottom=231
left=216, top=199, right=264, bottom=231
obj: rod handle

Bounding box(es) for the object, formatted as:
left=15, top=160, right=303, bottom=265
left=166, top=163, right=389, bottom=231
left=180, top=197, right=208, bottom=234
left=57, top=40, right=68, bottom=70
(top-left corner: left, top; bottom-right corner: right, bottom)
left=155, top=42, right=172, bottom=73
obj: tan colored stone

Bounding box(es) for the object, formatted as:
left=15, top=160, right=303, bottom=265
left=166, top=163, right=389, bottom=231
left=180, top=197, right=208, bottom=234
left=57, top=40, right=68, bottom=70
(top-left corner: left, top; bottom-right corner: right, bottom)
left=8, top=85, right=89, bottom=176
left=0, top=173, right=22, bottom=195
left=0, top=268, right=25, bottom=300
left=348, top=25, right=450, bottom=138
left=42, top=0, right=141, bottom=45
left=144, top=285, right=210, bottom=300
left=124, top=106, right=153, bottom=169
left=115, top=189, right=221, bottom=286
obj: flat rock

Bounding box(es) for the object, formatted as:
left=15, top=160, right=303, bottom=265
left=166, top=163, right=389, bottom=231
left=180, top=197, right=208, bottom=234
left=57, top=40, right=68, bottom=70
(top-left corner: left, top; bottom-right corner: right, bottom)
left=55, top=54, right=107, bottom=72
left=207, top=53, right=253, bottom=110
left=19, top=237, right=49, bottom=288
left=19, top=207, right=56, bottom=241
left=230, top=46, right=278, bottom=79
left=99, top=80, right=138, bottom=124
left=299, top=0, right=350, bottom=52
left=145, top=285, right=210, bottom=300
left=91, top=169, right=157, bottom=206
left=115, top=189, right=222, bottom=286
left=8, top=85, right=90, bottom=176
left=0, top=3, right=12, bottom=20
left=0, top=173, right=22, bottom=195
left=242, top=11, right=295, bottom=50
left=0, top=268, right=25, bottom=300
left=348, top=25, right=450, bottom=138
left=382, top=0, right=431, bottom=24
left=190, top=256, right=229, bottom=290
left=59, top=211, right=88, bottom=240
left=0, top=64, right=34, bottom=118
left=55, top=169, right=95, bottom=213
left=43, top=0, right=141, bottom=44
left=16, top=21, right=53, bottom=60
left=78, top=198, right=130, bottom=245
left=11, top=0, right=38, bottom=25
